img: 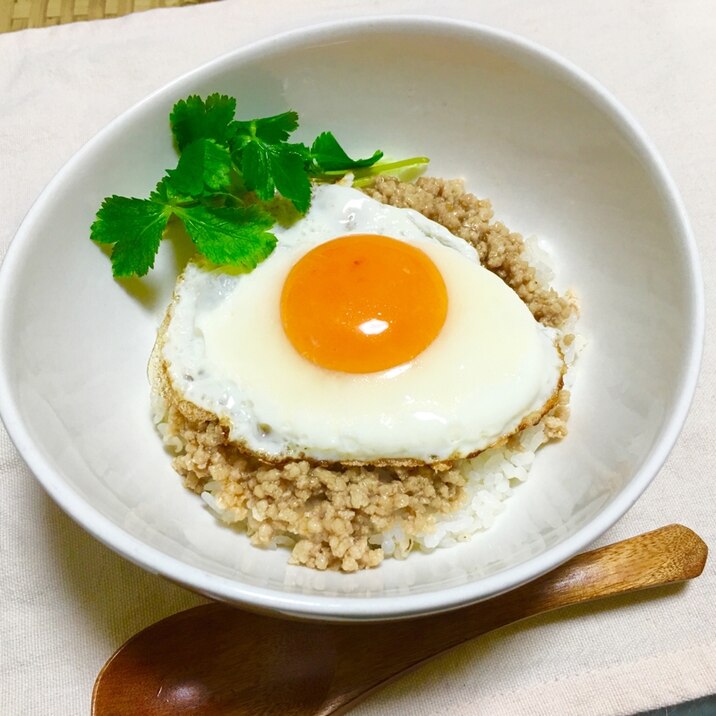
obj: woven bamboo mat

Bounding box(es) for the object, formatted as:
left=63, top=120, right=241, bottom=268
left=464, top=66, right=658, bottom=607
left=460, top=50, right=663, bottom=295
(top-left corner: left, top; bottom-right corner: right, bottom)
left=0, top=0, right=216, bottom=33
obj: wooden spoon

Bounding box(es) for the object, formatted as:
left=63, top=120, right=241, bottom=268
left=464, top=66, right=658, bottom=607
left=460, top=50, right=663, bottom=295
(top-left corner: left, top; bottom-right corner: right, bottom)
left=92, top=524, right=707, bottom=716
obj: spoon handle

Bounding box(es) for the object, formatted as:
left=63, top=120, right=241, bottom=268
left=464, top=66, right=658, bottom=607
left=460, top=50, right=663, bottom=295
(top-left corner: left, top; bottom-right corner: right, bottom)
left=472, top=522, right=708, bottom=624
left=92, top=525, right=707, bottom=716
left=326, top=524, right=708, bottom=714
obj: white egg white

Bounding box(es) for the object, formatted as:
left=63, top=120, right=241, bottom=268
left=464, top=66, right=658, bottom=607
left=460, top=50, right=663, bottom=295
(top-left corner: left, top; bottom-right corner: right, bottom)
left=158, top=184, right=564, bottom=464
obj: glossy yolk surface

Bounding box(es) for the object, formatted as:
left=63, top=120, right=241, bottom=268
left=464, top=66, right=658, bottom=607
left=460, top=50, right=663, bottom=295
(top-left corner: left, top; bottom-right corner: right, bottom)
left=280, top=234, right=448, bottom=373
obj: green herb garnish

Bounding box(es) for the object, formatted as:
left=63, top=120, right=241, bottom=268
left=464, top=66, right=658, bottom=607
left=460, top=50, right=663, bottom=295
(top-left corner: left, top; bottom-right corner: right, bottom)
left=91, top=93, right=429, bottom=278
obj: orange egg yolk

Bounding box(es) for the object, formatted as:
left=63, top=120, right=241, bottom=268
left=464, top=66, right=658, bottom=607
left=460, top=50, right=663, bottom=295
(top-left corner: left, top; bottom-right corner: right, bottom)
left=280, top=234, right=448, bottom=373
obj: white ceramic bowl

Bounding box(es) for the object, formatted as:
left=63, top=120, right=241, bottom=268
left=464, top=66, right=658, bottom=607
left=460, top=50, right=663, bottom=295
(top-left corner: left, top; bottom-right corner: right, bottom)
left=0, top=17, right=703, bottom=621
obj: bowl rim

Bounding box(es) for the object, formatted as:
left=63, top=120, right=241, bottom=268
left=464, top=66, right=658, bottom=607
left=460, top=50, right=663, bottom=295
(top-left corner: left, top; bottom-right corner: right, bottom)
left=0, top=14, right=705, bottom=621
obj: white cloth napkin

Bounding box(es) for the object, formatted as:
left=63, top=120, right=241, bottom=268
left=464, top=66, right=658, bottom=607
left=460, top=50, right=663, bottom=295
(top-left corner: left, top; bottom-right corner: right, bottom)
left=1, top=1, right=714, bottom=714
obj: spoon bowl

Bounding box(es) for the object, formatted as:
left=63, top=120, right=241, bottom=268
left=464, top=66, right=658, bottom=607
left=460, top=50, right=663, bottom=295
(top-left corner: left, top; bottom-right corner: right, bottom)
left=92, top=524, right=707, bottom=716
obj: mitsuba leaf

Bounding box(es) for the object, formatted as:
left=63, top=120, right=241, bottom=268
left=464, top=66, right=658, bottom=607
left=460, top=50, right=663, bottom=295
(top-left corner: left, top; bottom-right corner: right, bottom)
left=240, top=141, right=275, bottom=200
left=271, top=147, right=311, bottom=213
left=240, top=141, right=312, bottom=212
left=150, top=177, right=186, bottom=205
left=174, top=204, right=276, bottom=270
left=170, top=94, right=237, bottom=151
left=91, top=196, right=171, bottom=277
left=166, top=138, right=233, bottom=197
left=231, top=110, right=299, bottom=146
left=93, top=93, right=396, bottom=279
left=310, top=132, right=383, bottom=172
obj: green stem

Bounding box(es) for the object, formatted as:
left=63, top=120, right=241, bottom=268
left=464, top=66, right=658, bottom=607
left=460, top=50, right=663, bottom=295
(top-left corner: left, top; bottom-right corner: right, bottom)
left=313, top=156, right=430, bottom=185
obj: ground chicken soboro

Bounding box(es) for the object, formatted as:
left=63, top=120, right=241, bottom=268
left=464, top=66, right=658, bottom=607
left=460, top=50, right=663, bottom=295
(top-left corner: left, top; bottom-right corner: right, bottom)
left=156, top=177, right=576, bottom=572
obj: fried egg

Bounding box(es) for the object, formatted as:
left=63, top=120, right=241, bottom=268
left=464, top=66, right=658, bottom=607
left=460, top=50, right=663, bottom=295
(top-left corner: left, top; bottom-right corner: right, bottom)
left=157, top=184, right=563, bottom=464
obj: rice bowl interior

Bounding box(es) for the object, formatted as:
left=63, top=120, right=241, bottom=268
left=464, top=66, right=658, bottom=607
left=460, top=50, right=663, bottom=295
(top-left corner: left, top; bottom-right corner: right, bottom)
left=0, top=18, right=701, bottom=619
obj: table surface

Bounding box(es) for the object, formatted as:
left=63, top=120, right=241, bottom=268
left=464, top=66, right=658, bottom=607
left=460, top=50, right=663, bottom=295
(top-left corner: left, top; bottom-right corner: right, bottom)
left=0, top=0, right=214, bottom=33
left=1, top=2, right=714, bottom=715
